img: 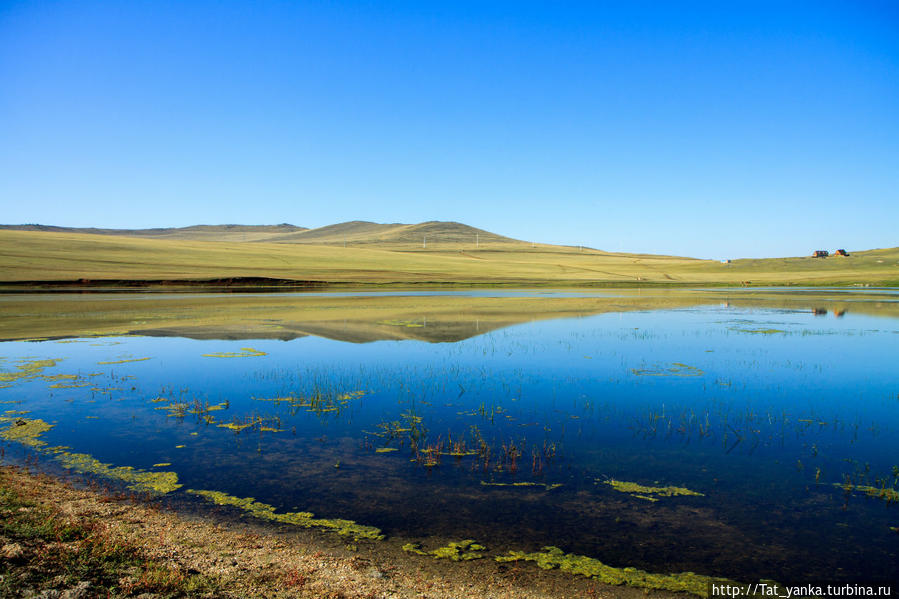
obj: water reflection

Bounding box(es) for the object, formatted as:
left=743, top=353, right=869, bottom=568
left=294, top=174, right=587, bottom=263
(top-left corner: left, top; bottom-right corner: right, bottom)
left=1, top=289, right=897, bottom=584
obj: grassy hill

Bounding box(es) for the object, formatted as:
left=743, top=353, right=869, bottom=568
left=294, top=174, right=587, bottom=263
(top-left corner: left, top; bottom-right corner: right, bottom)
left=0, top=223, right=306, bottom=243
left=0, top=224, right=895, bottom=287
left=0, top=220, right=529, bottom=249
left=266, top=220, right=522, bottom=247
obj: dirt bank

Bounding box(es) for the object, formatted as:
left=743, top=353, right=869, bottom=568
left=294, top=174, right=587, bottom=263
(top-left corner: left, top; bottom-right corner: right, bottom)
left=0, top=466, right=687, bottom=599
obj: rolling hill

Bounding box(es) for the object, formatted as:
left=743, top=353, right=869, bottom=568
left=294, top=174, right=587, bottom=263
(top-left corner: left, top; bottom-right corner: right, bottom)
left=0, top=221, right=530, bottom=248
left=0, top=221, right=895, bottom=287
left=0, top=223, right=307, bottom=243
left=266, top=220, right=523, bottom=247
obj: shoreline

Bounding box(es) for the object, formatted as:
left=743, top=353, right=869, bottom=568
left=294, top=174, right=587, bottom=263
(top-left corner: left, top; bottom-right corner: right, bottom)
left=0, top=278, right=896, bottom=293
left=0, top=464, right=687, bottom=598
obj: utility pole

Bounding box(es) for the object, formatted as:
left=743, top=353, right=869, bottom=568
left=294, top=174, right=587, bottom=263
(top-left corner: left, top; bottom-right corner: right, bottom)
left=476, top=233, right=479, bottom=249
left=423, top=235, right=426, bottom=249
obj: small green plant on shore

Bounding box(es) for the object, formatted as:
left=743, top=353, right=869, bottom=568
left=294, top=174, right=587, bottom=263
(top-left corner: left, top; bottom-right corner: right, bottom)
left=0, top=470, right=222, bottom=597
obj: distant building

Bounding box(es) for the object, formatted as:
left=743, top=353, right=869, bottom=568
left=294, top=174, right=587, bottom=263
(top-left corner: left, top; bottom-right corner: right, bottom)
left=813, top=250, right=829, bottom=258
left=834, top=249, right=849, bottom=256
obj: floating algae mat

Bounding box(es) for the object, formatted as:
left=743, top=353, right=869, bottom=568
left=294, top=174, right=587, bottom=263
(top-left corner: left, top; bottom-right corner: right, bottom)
left=603, top=479, right=704, bottom=501
left=1, top=289, right=898, bottom=586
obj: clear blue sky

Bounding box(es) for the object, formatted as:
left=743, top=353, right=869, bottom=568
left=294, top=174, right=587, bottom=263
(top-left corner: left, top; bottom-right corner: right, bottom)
left=1, top=1, right=896, bottom=259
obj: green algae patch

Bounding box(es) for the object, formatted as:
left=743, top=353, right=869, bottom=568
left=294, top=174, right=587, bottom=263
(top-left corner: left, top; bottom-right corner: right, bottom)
left=495, top=546, right=726, bottom=596
left=835, top=482, right=899, bottom=503
left=403, top=539, right=487, bottom=561
left=202, top=347, right=267, bottom=358
left=97, top=357, right=152, bottom=364
left=0, top=417, right=54, bottom=448
left=631, top=362, right=704, bottom=377
left=375, top=447, right=399, bottom=453
left=480, top=481, right=562, bottom=491
left=0, top=358, right=63, bottom=385
left=186, top=489, right=384, bottom=541
left=632, top=494, right=659, bottom=502
left=55, top=451, right=182, bottom=494
left=604, top=479, right=704, bottom=499
left=152, top=462, right=172, bottom=468
left=217, top=417, right=262, bottom=432
left=41, top=374, right=79, bottom=382
left=1, top=417, right=180, bottom=495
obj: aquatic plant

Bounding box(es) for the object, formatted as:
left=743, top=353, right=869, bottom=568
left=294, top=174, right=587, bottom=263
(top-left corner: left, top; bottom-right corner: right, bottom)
left=402, top=539, right=487, bottom=561
left=97, top=357, right=152, bottom=365
left=55, top=451, right=182, bottom=494
left=630, top=362, right=704, bottom=377
left=0, top=358, right=62, bottom=385
left=187, top=400, right=228, bottom=416
left=217, top=416, right=263, bottom=432
left=0, top=417, right=54, bottom=448
left=186, top=489, right=384, bottom=541
left=835, top=482, right=899, bottom=503
left=202, top=348, right=267, bottom=358
left=728, top=327, right=787, bottom=335
left=41, top=374, right=79, bottom=381
left=495, top=546, right=728, bottom=596
left=603, top=479, right=704, bottom=499
left=480, top=481, right=562, bottom=491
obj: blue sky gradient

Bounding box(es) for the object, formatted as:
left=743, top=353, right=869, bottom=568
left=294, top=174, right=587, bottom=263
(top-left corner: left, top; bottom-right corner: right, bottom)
left=1, top=1, right=896, bottom=258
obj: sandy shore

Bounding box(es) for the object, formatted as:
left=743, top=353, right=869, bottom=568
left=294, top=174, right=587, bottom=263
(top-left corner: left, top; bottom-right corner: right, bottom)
left=0, top=465, right=692, bottom=599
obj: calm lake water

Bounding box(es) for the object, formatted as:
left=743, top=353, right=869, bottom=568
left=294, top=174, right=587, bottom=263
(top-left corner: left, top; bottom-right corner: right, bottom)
left=1, top=289, right=897, bottom=584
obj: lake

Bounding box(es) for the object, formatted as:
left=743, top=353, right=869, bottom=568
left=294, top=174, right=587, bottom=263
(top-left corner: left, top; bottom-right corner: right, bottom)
left=1, top=288, right=897, bottom=586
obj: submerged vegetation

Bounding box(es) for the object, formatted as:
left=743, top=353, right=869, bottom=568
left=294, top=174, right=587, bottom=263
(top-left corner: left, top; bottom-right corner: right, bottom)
left=480, top=481, right=562, bottom=491
left=96, top=357, right=152, bottom=365
left=402, top=539, right=487, bottom=561
left=0, top=358, right=62, bottom=384
left=186, top=489, right=384, bottom=541
left=495, top=546, right=727, bottom=596
left=836, top=481, right=899, bottom=504
left=0, top=417, right=181, bottom=494
left=603, top=479, right=704, bottom=500
left=55, top=452, right=181, bottom=494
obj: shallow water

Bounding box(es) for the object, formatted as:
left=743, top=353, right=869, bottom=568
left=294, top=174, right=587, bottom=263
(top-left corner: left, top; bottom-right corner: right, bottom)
left=1, top=289, right=897, bottom=583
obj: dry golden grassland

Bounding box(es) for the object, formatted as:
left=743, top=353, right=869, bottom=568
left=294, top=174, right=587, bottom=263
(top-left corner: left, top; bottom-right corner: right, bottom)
left=1, top=230, right=897, bottom=287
